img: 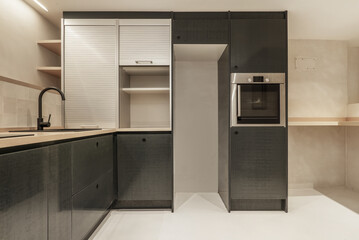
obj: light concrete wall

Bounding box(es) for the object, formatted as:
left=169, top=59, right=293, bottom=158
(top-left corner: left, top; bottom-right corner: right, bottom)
left=0, top=81, right=63, bottom=128
left=288, top=40, right=348, bottom=118
left=346, top=127, right=359, bottom=192
left=0, top=0, right=60, bottom=88
left=348, top=47, right=359, bottom=104
left=288, top=126, right=346, bottom=188
left=288, top=40, right=349, bottom=187
left=0, top=0, right=62, bottom=128
left=174, top=61, right=218, bottom=193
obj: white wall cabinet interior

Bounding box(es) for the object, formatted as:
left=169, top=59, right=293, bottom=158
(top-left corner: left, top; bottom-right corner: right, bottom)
left=64, top=20, right=118, bottom=128
left=119, top=20, right=171, bottom=66
left=119, top=66, right=171, bottom=129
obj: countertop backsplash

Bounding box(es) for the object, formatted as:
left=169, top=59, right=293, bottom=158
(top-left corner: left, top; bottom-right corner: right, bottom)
left=0, top=80, right=63, bottom=129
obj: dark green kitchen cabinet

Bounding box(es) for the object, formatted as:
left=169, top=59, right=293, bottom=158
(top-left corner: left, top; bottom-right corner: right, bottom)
left=72, top=170, right=114, bottom=240
left=72, top=135, right=114, bottom=194
left=172, top=12, right=229, bottom=44
left=71, top=134, right=115, bottom=240
left=230, top=127, right=287, bottom=211
left=48, top=143, right=72, bottom=240
left=117, top=133, right=173, bottom=208
left=0, top=147, right=49, bottom=240
left=230, top=17, right=287, bottom=73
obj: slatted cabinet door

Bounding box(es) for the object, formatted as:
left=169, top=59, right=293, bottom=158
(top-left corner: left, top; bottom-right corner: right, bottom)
left=119, top=19, right=171, bottom=66
left=64, top=19, right=118, bottom=128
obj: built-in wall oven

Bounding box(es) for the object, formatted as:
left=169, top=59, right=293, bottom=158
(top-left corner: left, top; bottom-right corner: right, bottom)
left=231, top=73, right=286, bottom=127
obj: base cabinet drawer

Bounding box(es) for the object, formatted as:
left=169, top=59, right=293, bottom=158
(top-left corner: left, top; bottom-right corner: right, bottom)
left=72, top=135, right=114, bottom=194
left=48, top=143, right=72, bottom=240
left=72, top=170, right=114, bottom=240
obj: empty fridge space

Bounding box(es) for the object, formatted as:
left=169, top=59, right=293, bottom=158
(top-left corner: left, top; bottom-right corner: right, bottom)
left=119, top=66, right=171, bottom=129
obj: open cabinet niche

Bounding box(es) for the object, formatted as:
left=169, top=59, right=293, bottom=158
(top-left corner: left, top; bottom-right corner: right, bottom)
left=173, top=44, right=228, bottom=209
left=119, top=66, right=171, bottom=129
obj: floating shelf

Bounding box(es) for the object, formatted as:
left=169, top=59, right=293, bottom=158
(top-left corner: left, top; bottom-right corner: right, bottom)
left=122, top=88, right=170, bottom=94
left=37, top=40, right=61, bottom=56
left=289, top=121, right=340, bottom=126
left=288, top=117, right=343, bottom=126
left=339, top=121, right=359, bottom=126
left=37, top=67, right=61, bottom=78
left=288, top=117, right=359, bottom=126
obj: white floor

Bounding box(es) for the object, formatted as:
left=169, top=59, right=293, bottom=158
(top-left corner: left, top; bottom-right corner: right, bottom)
left=316, top=186, right=359, bottom=214
left=90, top=189, right=359, bottom=240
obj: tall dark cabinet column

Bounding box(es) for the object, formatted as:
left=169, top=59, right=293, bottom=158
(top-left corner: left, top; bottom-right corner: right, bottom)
left=224, top=11, right=288, bottom=212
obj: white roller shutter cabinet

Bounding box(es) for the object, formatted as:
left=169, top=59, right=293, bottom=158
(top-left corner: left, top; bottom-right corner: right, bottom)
left=64, top=22, right=117, bottom=128
left=119, top=23, right=170, bottom=65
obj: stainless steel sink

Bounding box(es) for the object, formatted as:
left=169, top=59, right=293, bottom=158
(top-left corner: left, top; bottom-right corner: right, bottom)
left=10, top=128, right=102, bottom=132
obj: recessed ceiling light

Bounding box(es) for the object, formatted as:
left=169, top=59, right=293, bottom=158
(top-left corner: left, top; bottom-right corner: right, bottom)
left=33, top=0, right=48, bottom=12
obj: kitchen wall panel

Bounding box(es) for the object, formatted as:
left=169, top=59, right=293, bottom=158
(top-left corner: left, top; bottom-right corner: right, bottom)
left=0, top=0, right=60, bottom=88
left=288, top=126, right=346, bottom=188
left=288, top=40, right=348, bottom=118
left=0, top=81, right=62, bottom=128
left=346, top=127, right=359, bottom=192
left=174, top=61, right=218, bottom=193
left=348, top=47, right=359, bottom=104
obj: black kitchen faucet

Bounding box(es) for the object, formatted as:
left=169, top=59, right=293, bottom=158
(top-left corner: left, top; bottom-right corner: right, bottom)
left=37, top=87, right=65, bottom=130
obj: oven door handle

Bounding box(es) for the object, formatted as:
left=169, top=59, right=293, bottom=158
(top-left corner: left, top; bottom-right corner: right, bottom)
left=237, top=85, right=241, bottom=117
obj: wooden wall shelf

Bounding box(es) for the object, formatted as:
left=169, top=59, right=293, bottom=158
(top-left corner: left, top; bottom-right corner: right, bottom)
left=288, top=117, right=359, bottom=126
left=37, top=40, right=61, bottom=56
left=37, top=67, right=61, bottom=78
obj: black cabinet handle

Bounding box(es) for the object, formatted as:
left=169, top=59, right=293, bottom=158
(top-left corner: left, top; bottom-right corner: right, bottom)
left=142, top=138, right=146, bottom=142
left=234, top=65, right=238, bottom=69
left=234, top=131, right=238, bottom=135
left=96, top=184, right=99, bottom=189
left=96, top=142, right=99, bottom=147
left=176, top=35, right=181, bottom=40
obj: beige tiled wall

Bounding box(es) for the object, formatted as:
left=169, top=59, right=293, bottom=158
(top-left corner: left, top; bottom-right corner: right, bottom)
left=0, top=81, right=63, bottom=128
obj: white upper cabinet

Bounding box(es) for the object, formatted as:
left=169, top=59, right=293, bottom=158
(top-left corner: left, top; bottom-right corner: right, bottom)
left=63, top=19, right=118, bottom=128
left=119, top=19, right=171, bottom=66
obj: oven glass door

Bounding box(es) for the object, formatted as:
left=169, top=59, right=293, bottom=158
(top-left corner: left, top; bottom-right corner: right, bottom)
left=238, top=84, right=280, bottom=124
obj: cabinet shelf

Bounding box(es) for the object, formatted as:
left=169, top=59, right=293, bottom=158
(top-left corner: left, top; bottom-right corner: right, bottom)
left=122, top=88, right=170, bottom=94
left=37, top=40, right=61, bottom=56
left=122, top=66, right=169, bottom=76
left=37, top=67, right=61, bottom=78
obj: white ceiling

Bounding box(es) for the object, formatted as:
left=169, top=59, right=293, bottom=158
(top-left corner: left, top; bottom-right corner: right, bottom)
left=24, top=0, right=359, bottom=46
